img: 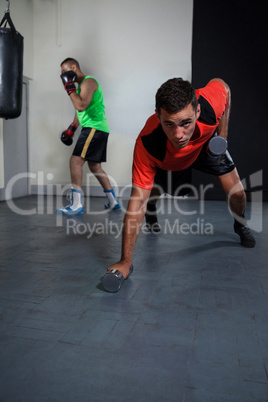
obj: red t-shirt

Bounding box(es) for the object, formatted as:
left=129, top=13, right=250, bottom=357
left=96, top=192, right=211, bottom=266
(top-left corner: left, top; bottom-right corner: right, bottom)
left=132, top=80, right=227, bottom=190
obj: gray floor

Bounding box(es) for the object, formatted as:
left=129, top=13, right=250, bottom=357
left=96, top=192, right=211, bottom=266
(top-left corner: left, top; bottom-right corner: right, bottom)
left=0, top=195, right=267, bottom=402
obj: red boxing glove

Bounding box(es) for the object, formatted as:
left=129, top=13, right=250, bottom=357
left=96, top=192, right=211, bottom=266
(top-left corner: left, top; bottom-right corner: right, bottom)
left=60, top=71, right=77, bottom=95
left=65, top=123, right=77, bottom=138
left=60, top=123, right=77, bottom=146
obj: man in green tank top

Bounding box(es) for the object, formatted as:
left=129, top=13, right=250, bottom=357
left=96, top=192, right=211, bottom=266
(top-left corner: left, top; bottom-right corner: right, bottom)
left=57, top=58, right=121, bottom=214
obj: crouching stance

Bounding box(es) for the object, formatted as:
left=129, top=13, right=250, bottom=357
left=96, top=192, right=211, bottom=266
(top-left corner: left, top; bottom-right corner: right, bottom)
left=102, top=77, right=255, bottom=292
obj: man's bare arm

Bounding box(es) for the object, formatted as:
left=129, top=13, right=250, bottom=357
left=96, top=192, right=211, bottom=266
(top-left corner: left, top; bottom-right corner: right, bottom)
left=107, top=185, right=151, bottom=278
left=72, top=113, right=80, bottom=128
left=209, top=78, right=231, bottom=140
left=70, top=78, right=98, bottom=112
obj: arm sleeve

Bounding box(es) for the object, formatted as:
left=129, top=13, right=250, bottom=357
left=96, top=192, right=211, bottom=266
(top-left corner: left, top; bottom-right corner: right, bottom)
left=132, top=140, right=157, bottom=191
left=197, top=80, right=228, bottom=124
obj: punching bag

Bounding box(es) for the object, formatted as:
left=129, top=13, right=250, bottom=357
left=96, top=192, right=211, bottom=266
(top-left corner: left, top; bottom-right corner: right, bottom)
left=0, top=10, right=23, bottom=119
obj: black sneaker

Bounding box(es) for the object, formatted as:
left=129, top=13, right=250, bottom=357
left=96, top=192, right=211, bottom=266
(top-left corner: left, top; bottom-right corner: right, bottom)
left=234, top=221, right=256, bottom=248
left=145, top=204, right=161, bottom=233
left=145, top=220, right=161, bottom=233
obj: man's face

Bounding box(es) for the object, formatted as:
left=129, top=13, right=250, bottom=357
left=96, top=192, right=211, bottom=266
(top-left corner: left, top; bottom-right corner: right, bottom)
left=61, top=62, right=76, bottom=75
left=156, top=103, right=200, bottom=149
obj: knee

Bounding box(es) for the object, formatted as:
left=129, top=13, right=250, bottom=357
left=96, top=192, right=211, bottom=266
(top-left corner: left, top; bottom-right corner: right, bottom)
left=70, top=155, right=83, bottom=168
left=88, top=162, right=101, bottom=174
left=229, top=189, right=246, bottom=204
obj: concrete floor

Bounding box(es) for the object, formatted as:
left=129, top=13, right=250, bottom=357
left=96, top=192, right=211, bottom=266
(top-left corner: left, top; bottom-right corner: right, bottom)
left=0, top=195, right=267, bottom=401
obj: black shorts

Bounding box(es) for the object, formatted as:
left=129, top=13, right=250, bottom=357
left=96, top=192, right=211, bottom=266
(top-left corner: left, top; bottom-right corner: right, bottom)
left=72, top=127, right=109, bottom=162
left=154, top=138, right=235, bottom=196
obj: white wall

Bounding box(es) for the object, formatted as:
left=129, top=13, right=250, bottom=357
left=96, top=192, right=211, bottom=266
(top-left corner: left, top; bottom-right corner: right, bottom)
left=31, top=0, right=194, bottom=190
left=8, top=0, right=34, bottom=79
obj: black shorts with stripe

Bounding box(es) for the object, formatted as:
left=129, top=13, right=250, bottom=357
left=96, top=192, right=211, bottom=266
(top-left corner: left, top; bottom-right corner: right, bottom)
left=154, top=137, right=235, bottom=196
left=72, top=127, right=109, bottom=162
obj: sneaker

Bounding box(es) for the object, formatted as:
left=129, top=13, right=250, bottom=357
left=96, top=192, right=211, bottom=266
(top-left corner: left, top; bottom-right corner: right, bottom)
left=104, top=201, right=121, bottom=210
left=234, top=221, right=256, bottom=248
left=57, top=188, right=83, bottom=215
left=104, top=189, right=121, bottom=210
left=145, top=211, right=161, bottom=233
left=57, top=205, right=84, bottom=215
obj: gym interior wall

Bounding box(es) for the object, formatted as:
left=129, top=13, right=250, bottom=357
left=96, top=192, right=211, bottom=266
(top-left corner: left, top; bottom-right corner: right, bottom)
left=29, top=0, right=193, bottom=193
left=191, top=0, right=267, bottom=201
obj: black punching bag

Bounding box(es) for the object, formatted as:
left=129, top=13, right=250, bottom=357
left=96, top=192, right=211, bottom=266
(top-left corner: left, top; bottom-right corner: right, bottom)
left=0, top=11, right=23, bottom=119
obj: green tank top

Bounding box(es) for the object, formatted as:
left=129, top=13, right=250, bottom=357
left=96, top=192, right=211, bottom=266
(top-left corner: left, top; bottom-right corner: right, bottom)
left=76, top=76, right=109, bottom=132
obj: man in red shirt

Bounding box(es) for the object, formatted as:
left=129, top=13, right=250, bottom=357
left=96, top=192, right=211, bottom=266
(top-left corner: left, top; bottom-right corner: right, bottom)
left=105, top=78, right=255, bottom=285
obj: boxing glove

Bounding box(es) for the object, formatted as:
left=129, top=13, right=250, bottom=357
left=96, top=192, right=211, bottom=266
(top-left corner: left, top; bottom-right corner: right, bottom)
left=60, top=123, right=77, bottom=146
left=60, top=71, right=77, bottom=95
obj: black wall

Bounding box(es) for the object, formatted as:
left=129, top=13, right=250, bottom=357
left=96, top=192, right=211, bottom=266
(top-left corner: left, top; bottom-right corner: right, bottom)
left=191, top=0, right=267, bottom=200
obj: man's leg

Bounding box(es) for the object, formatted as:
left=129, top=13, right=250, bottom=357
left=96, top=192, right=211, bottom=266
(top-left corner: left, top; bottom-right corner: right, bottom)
left=88, top=161, right=121, bottom=209
left=57, top=155, right=85, bottom=214
left=145, top=186, right=163, bottom=232
left=87, top=161, right=112, bottom=191
left=215, top=168, right=255, bottom=247
left=145, top=168, right=192, bottom=233
left=70, top=155, right=85, bottom=190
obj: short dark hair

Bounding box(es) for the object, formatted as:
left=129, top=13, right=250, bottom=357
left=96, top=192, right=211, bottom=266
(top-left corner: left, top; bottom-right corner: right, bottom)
left=60, top=58, right=80, bottom=68
left=155, top=78, right=198, bottom=115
